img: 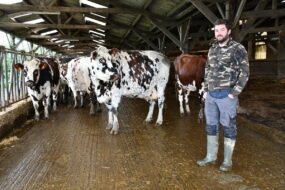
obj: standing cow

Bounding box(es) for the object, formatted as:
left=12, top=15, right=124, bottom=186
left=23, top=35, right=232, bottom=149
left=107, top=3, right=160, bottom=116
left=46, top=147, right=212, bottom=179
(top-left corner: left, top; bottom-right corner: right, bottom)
left=14, top=58, right=60, bottom=120
left=58, top=57, right=76, bottom=104
left=174, top=54, right=206, bottom=122
left=65, top=57, right=100, bottom=115
left=88, top=46, right=170, bottom=134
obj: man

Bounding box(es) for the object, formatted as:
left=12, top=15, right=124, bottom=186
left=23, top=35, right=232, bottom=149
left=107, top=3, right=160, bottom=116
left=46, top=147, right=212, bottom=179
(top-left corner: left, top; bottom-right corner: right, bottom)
left=197, top=19, right=249, bottom=171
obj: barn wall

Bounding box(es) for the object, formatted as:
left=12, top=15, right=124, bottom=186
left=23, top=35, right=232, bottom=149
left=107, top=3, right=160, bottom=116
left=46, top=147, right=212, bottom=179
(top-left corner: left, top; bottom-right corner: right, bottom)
left=0, top=99, right=33, bottom=140
left=249, top=60, right=279, bottom=77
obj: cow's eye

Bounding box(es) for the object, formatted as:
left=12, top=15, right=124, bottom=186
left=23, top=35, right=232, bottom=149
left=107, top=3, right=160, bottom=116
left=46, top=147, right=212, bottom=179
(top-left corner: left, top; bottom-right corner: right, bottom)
left=34, top=70, right=38, bottom=76
left=99, top=58, right=106, bottom=64
left=23, top=70, right=27, bottom=77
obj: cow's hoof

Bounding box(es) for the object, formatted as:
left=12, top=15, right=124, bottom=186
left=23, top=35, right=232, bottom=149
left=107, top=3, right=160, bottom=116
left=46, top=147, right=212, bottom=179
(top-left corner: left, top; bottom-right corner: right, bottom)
left=35, top=116, right=40, bottom=121
left=180, top=113, right=185, bottom=117
left=89, top=112, right=96, bottom=116
left=110, top=129, right=118, bottom=135
left=96, top=108, right=102, bottom=113
left=155, top=121, right=162, bottom=126
left=106, top=124, right=112, bottom=130
left=44, top=117, right=49, bottom=120
left=143, top=119, right=152, bottom=124
left=74, top=106, right=78, bottom=109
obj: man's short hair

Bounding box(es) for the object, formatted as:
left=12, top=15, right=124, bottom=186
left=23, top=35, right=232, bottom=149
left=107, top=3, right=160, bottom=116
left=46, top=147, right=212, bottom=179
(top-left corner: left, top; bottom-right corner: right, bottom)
left=214, top=19, right=231, bottom=30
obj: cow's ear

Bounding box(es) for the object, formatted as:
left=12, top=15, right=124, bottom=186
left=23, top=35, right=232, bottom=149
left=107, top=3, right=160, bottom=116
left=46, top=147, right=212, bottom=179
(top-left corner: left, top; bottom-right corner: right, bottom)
left=91, top=51, right=97, bottom=60
left=14, top=63, right=24, bottom=70
left=39, top=62, right=49, bottom=70
left=109, top=48, right=120, bottom=56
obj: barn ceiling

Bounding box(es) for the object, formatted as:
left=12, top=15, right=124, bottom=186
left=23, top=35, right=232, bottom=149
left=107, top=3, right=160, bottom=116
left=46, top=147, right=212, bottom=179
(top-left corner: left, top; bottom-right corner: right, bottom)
left=0, top=0, right=284, bottom=56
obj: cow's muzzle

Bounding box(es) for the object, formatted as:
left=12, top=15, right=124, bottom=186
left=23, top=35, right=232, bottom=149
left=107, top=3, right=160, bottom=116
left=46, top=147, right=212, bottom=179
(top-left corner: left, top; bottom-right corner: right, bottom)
left=110, top=74, right=120, bottom=82
left=25, top=80, right=35, bottom=87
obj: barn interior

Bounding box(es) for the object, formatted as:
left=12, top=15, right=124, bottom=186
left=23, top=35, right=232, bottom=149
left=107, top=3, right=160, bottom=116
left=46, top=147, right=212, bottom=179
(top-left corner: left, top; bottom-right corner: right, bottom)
left=0, top=0, right=285, bottom=189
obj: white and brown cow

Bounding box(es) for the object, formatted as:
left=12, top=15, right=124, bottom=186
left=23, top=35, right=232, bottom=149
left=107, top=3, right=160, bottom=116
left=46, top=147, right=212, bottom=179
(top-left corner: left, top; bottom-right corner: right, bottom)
left=174, top=53, right=207, bottom=122
left=58, top=57, right=76, bottom=104
left=88, top=46, right=170, bottom=134
left=14, top=58, right=60, bottom=120
left=65, top=57, right=100, bottom=115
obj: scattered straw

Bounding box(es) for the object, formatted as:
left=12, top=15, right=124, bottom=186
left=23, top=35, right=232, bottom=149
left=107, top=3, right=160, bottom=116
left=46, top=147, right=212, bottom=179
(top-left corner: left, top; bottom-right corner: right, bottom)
left=0, top=136, right=19, bottom=147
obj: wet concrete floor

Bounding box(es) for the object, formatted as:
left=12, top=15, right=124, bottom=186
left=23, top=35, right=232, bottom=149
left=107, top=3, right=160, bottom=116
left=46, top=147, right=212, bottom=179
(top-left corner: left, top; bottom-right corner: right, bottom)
left=0, top=89, right=284, bottom=190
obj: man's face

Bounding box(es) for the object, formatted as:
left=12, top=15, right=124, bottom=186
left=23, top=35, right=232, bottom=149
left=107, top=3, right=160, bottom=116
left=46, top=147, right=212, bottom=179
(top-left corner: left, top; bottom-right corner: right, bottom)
left=214, top=24, right=231, bottom=44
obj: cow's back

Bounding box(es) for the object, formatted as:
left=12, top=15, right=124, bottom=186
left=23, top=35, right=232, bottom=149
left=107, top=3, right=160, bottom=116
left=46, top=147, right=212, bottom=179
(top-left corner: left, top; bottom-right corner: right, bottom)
left=116, top=50, right=169, bottom=93
left=174, top=54, right=206, bottom=89
left=66, top=57, right=91, bottom=91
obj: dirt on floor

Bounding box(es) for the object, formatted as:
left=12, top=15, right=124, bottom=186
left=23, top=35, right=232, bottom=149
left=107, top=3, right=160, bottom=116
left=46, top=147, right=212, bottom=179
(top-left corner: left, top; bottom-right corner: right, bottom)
left=238, top=77, right=285, bottom=133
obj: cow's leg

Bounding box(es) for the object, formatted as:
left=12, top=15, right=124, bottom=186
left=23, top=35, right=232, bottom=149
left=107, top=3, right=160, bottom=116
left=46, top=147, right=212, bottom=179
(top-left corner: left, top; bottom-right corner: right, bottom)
left=185, top=89, right=191, bottom=114
left=31, top=98, right=40, bottom=121
left=42, top=96, right=50, bottom=119
left=107, top=96, right=121, bottom=134
left=107, top=109, right=113, bottom=130
left=110, top=107, right=119, bottom=135
left=177, top=85, right=185, bottom=116
left=88, top=89, right=96, bottom=115
left=80, top=91, right=84, bottom=107
left=156, top=95, right=165, bottom=126
left=144, top=100, right=156, bottom=123
left=70, top=86, right=78, bottom=108
left=52, top=90, right=58, bottom=111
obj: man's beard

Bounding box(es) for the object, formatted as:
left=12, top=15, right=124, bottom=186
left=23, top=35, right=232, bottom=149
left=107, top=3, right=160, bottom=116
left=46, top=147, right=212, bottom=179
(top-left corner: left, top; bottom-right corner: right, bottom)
left=217, top=34, right=229, bottom=44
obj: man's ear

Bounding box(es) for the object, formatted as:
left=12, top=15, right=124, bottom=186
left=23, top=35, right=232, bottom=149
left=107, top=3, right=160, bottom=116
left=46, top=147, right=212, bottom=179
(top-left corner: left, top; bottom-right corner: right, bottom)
left=228, top=29, right=231, bottom=35
left=39, top=62, right=49, bottom=70
left=14, top=63, right=24, bottom=70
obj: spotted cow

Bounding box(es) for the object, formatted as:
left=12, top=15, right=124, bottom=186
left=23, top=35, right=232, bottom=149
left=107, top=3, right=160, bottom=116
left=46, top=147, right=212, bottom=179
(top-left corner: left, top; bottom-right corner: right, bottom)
left=65, top=57, right=100, bottom=114
left=14, top=58, right=60, bottom=120
left=58, top=57, right=76, bottom=104
left=88, top=46, right=170, bottom=134
left=174, top=53, right=206, bottom=122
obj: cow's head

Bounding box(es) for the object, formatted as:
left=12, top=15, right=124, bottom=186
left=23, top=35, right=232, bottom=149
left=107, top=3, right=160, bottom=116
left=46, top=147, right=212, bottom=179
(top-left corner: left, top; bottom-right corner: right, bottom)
left=14, top=59, right=49, bottom=88
left=90, top=46, right=120, bottom=82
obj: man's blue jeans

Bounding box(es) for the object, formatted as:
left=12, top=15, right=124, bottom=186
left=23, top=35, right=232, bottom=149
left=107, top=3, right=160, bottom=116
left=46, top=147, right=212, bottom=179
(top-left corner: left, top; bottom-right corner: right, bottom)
left=205, top=93, right=238, bottom=140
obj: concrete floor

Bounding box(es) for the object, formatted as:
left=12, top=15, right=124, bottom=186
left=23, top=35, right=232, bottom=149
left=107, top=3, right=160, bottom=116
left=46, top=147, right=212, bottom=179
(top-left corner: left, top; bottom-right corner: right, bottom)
left=0, top=89, right=284, bottom=190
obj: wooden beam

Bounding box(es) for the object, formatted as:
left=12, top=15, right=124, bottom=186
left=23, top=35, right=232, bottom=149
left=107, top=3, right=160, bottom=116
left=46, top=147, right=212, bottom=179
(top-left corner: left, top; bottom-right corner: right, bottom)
left=246, top=25, right=285, bottom=33
left=241, top=9, right=285, bottom=19
left=0, top=4, right=135, bottom=13
left=133, top=31, right=158, bottom=50
left=19, top=35, right=93, bottom=40
left=188, top=0, right=218, bottom=24
left=0, top=4, right=174, bottom=22
left=233, top=0, right=246, bottom=27
left=240, top=0, right=270, bottom=41
left=0, top=22, right=110, bottom=30
left=119, top=0, right=153, bottom=48
left=147, top=17, right=182, bottom=48
left=215, top=2, right=225, bottom=19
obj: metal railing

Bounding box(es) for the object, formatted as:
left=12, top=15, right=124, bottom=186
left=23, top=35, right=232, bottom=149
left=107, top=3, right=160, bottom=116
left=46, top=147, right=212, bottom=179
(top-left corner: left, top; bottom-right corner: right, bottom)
left=0, top=47, right=33, bottom=111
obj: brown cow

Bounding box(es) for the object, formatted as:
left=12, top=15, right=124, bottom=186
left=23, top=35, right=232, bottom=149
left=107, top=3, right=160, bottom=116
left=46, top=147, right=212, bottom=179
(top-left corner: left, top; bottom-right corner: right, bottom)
left=174, top=54, right=207, bottom=122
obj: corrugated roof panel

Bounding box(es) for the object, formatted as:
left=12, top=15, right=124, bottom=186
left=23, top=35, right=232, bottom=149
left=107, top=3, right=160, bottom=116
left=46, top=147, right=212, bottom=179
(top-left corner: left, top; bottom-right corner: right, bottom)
left=118, top=0, right=147, bottom=9
left=149, top=0, right=185, bottom=16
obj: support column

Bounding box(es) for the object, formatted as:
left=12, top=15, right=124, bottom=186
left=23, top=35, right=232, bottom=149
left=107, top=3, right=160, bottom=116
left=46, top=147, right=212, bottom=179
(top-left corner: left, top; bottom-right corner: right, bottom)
left=277, top=31, right=285, bottom=78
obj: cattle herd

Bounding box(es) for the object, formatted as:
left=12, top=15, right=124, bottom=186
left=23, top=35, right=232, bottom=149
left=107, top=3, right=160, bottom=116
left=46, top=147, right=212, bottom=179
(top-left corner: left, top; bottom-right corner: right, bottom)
left=14, top=46, right=206, bottom=135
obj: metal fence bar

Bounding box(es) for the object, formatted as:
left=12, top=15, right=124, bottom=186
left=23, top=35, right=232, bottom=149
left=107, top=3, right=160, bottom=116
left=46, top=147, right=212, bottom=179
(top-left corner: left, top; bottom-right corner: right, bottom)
left=4, top=52, right=9, bottom=108
left=0, top=50, right=4, bottom=111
